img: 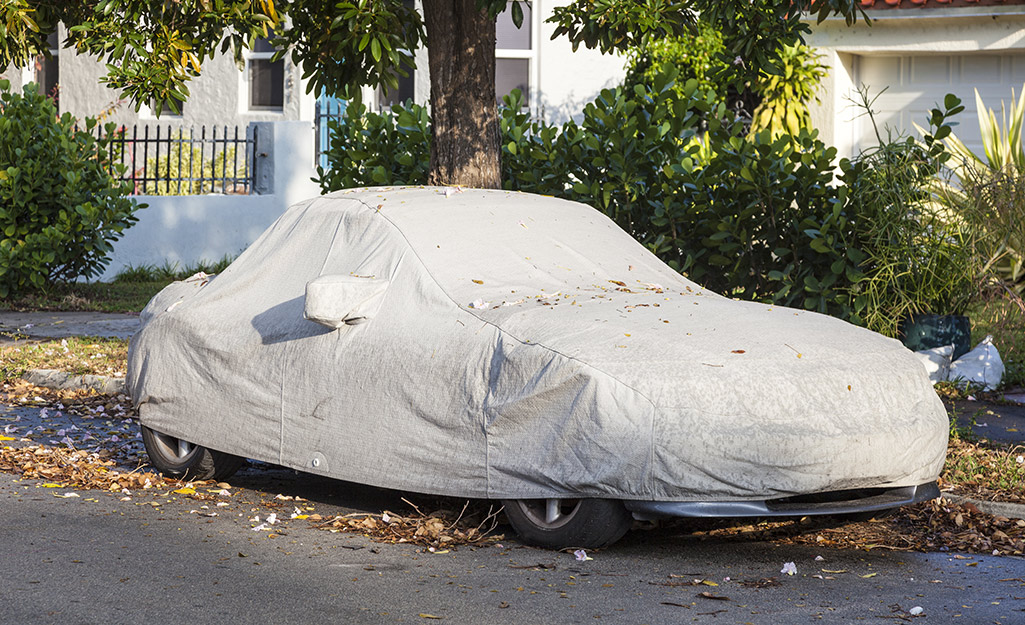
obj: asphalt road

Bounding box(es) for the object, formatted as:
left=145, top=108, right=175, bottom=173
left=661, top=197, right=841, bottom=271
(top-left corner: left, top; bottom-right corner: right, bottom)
left=2, top=465, right=1024, bottom=625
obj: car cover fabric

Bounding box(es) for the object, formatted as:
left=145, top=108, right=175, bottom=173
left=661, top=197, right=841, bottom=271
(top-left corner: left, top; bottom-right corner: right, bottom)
left=128, top=187, right=948, bottom=502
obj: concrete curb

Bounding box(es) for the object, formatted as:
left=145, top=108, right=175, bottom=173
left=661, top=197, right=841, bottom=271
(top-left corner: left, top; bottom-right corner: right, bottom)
left=23, top=369, right=127, bottom=396
left=942, top=493, right=1025, bottom=521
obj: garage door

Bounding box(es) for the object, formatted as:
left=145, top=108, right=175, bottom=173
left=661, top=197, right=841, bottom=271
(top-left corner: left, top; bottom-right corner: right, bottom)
left=854, top=53, right=1025, bottom=157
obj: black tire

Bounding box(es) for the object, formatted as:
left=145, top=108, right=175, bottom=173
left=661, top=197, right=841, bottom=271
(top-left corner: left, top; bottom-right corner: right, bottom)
left=141, top=425, right=245, bottom=481
left=502, top=498, right=633, bottom=550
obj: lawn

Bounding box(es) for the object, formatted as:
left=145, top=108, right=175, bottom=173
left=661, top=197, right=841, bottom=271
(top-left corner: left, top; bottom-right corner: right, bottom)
left=0, top=257, right=234, bottom=315
left=0, top=280, right=173, bottom=313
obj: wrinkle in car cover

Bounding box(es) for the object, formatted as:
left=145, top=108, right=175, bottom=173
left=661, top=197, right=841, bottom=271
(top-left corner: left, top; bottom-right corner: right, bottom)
left=128, top=187, right=948, bottom=501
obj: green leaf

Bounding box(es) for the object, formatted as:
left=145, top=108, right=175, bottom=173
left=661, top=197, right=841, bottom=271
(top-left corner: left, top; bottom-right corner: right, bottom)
left=511, top=1, right=524, bottom=29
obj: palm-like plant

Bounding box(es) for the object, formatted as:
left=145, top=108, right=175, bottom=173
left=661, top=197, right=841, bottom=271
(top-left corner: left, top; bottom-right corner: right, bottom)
left=933, top=85, right=1025, bottom=296
left=945, top=87, right=1025, bottom=174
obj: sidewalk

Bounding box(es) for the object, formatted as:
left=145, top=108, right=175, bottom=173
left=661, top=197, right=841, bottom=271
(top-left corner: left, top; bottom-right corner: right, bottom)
left=0, top=311, right=140, bottom=345
left=0, top=311, right=140, bottom=393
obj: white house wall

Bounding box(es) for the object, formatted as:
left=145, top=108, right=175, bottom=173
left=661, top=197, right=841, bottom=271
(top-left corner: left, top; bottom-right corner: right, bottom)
left=807, top=6, right=1025, bottom=159
left=2, top=25, right=312, bottom=128
left=536, top=3, right=625, bottom=123
left=404, top=1, right=626, bottom=124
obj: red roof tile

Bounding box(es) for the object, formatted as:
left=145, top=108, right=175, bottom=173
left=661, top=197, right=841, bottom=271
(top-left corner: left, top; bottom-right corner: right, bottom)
left=860, top=0, right=1023, bottom=8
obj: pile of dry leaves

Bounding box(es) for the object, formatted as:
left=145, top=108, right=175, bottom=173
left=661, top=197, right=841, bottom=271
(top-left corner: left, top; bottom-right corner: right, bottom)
left=689, top=498, right=1025, bottom=556
left=313, top=500, right=505, bottom=549
left=0, top=444, right=164, bottom=492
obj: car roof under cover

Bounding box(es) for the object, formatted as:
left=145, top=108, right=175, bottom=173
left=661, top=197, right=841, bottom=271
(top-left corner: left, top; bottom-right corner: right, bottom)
left=327, top=186, right=701, bottom=308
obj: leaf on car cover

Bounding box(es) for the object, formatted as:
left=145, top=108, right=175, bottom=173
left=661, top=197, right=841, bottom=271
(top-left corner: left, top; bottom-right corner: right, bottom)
left=419, top=614, right=443, bottom=620
left=697, top=591, right=729, bottom=600
left=173, top=487, right=196, bottom=494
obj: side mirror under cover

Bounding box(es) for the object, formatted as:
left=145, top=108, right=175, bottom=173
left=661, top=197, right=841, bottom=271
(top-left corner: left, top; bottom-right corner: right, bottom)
left=304, top=274, right=390, bottom=329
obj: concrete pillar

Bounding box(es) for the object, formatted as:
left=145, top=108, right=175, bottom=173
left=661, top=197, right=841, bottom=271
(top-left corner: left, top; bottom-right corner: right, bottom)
left=250, top=120, right=320, bottom=203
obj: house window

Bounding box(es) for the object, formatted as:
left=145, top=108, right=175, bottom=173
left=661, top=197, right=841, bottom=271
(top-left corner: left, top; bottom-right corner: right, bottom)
left=34, top=30, right=60, bottom=108
left=495, top=2, right=535, bottom=106
left=246, top=36, right=284, bottom=111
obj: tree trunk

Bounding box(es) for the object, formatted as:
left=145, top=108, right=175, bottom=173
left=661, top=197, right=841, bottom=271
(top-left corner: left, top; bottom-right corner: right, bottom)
left=422, top=0, right=501, bottom=189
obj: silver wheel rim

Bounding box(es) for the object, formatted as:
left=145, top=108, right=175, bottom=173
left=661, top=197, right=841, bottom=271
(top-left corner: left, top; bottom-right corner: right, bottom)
left=150, top=430, right=196, bottom=462
left=515, top=499, right=582, bottom=529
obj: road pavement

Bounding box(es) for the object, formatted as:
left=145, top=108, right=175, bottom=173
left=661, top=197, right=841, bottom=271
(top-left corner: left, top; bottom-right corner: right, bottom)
left=2, top=468, right=1024, bottom=625
left=2, top=310, right=1025, bottom=623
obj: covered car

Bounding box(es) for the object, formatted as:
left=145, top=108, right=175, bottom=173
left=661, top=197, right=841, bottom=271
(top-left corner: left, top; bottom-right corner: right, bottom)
left=127, top=187, right=947, bottom=548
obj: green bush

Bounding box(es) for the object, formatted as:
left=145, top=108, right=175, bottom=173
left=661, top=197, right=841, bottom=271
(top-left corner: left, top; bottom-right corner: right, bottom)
left=315, top=100, right=431, bottom=189
left=0, top=81, right=140, bottom=297
left=939, top=85, right=1025, bottom=296
left=621, top=22, right=726, bottom=98
left=839, top=92, right=975, bottom=336
left=665, top=128, right=854, bottom=317
left=749, top=44, right=826, bottom=139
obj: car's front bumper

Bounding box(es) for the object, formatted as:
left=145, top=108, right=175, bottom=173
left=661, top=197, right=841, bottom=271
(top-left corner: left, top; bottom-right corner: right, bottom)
left=624, top=481, right=940, bottom=520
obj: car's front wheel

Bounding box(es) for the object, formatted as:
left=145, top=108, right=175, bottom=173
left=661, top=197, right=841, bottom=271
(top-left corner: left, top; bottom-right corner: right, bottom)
left=141, top=425, right=245, bottom=481
left=501, top=498, right=633, bottom=549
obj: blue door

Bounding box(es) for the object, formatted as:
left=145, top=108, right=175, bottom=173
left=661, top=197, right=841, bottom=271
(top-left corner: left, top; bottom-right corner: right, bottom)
left=316, top=91, right=347, bottom=170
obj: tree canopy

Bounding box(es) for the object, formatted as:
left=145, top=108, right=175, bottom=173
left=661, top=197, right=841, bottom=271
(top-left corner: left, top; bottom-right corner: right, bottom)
left=1, top=1, right=865, bottom=187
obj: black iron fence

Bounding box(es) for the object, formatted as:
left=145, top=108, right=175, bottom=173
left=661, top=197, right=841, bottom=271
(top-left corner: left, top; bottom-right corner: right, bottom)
left=96, top=124, right=257, bottom=195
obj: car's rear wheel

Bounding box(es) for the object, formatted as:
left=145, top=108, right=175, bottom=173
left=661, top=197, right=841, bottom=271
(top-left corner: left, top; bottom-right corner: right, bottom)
left=502, top=498, right=633, bottom=549
left=141, top=425, right=245, bottom=481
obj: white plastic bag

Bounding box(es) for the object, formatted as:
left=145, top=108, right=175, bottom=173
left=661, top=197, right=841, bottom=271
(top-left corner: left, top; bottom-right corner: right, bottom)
left=949, top=335, right=1004, bottom=391
left=914, top=344, right=954, bottom=384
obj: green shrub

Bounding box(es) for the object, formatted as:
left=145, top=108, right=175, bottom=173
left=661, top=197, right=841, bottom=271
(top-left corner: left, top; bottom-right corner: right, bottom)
left=0, top=81, right=140, bottom=297
left=142, top=134, right=246, bottom=195
left=318, top=69, right=854, bottom=321
left=839, top=92, right=975, bottom=336
left=315, top=100, right=431, bottom=189
left=666, top=128, right=854, bottom=317
left=938, top=85, right=1025, bottom=296
left=750, top=44, right=826, bottom=139
left=621, top=22, right=726, bottom=98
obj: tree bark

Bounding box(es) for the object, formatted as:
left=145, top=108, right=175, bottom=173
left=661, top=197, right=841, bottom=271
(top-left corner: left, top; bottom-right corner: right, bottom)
left=422, top=0, right=501, bottom=189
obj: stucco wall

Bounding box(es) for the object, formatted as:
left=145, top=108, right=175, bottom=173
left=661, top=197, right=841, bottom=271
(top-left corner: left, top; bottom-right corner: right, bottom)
left=100, top=121, right=320, bottom=281
left=536, top=4, right=626, bottom=123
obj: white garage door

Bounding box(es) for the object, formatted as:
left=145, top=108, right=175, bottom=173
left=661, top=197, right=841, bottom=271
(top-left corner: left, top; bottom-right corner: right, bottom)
left=853, top=53, right=1025, bottom=157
